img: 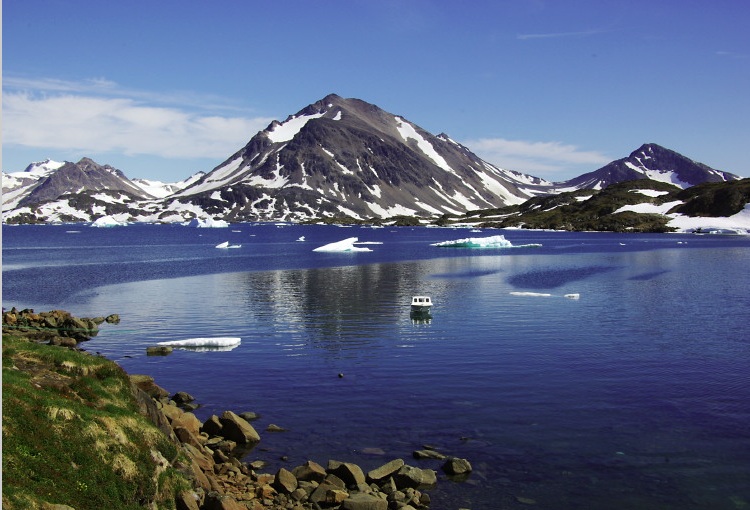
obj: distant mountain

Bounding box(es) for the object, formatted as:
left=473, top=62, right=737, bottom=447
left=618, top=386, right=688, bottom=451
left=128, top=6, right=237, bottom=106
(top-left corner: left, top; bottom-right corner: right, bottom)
left=18, top=157, right=153, bottom=206
left=2, top=159, right=66, bottom=211
left=2, top=159, right=205, bottom=223
left=562, top=143, right=739, bottom=190
left=2, top=95, right=744, bottom=228
left=131, top=172, right=206, bottom=199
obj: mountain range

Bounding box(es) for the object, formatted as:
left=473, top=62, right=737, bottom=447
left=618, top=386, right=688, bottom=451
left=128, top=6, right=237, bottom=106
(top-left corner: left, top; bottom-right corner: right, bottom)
left=2, top=94, right=743, bottom=229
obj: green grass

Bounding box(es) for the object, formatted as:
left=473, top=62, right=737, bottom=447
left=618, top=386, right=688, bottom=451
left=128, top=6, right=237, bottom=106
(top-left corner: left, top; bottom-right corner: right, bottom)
left=2, top=333, right=187, bottom=510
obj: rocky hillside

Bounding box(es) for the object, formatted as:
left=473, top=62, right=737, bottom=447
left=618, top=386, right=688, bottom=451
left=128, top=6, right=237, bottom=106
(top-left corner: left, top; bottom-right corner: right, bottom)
left=446, top=178, right=750, bottom=233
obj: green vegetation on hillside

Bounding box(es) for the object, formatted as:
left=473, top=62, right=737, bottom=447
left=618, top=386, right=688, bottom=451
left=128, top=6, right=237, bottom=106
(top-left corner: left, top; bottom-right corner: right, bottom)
left=444, top=178, right=750, bottom=232
left=2, top=333, right=189, bottom=510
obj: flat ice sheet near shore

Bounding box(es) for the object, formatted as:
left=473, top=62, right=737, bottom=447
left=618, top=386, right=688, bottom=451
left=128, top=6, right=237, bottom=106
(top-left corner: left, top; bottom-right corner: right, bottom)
left=157, top=337, right=241, bottom=347
left=431, top=235, right=542, bottom=249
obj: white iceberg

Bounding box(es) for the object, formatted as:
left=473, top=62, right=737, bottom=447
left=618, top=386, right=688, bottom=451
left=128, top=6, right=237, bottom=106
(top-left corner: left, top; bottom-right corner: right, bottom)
left=296, top=236, right=306, bottom=242
left=431, top=235, right=542, bottom=249
left=215, top=241, right=241, bottom=249
left=157, top=337, right=241, bottom=351
left=91, top=215, right=128, bottom=227
left=186, top=218, right=229, bottom=228
left=313, top=237, right=373, bottom=252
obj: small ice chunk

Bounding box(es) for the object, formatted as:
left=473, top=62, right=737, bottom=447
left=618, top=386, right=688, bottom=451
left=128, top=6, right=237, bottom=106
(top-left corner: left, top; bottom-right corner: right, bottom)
left=215, top=241, right=241, bottom=249
left=91, top=215, right=128, bottom=227
left=187, top=218, right=229, bottom=228
left=313, top=237, right=373, bottom=252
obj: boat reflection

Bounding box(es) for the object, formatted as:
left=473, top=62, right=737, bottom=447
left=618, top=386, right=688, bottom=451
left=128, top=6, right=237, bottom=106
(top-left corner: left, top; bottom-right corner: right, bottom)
left=410, top=310, right=432, bottom=325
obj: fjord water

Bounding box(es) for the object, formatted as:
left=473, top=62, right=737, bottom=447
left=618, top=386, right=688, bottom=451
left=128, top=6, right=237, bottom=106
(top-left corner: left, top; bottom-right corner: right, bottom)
left=3, top=224, right=750, bottom=509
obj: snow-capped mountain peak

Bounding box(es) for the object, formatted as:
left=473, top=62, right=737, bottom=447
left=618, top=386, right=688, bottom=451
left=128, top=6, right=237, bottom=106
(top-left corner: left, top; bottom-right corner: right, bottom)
left=170, top=94, right=534, bottom=221
left=565, top=143, right=739, bottom=190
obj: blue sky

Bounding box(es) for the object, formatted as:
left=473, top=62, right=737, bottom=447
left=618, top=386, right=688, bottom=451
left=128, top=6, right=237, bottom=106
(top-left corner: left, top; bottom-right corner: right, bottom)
left=3, top=0, right=749, bottom=182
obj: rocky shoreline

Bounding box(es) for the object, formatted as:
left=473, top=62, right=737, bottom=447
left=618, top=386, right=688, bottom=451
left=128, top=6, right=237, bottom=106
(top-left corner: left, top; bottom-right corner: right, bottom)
left=133, top=374, right=472, bottom=510
left=3, top=309, right=473, bottom=510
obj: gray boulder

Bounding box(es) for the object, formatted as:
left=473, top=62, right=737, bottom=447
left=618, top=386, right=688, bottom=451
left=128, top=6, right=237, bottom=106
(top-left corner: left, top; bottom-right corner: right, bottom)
left=367, top=458, right=405, bottom=482
left=201, top=415, right=223, bottom=437
left=218, top=411, right=260, bottom=444
left=393, top=465, right=437, bottom=489
left=341, top=492, right=388, bottom=510
left=292, top=460, right=327, bottom=482
left=442, top=456, right=472, bottom=475
left=273, top=467, right=298, bottom=493
left=328, top=460, right=366, bottom=487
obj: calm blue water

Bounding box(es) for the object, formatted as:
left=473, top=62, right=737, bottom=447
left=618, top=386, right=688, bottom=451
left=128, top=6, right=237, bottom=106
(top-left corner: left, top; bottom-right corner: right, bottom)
left=3, top=224, right=750, bottom=509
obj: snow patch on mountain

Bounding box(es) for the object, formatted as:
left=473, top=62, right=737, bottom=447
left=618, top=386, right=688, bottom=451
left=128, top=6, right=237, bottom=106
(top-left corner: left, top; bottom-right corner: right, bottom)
left=4, top=159, right=65, bottom=185
left=267, top=112, right=326, bottom=143
left=183, top=157, right=244, bottom=195
left=668, top=204, right=750, bottom=233
left=615, top=200, right=684, bottom=215
left=632, top=189, right=670, bottom=197
left=475, top=171, right=528, bottom=205
left=394, top=117, right=454, bottom=174
left=624, top=161, right=692, bottom=188
left=132, top=172, right=204, bottom=198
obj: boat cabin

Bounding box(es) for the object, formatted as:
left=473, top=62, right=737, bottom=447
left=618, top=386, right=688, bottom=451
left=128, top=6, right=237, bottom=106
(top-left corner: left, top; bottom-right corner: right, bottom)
left=410, top=296, right=433, bottom=312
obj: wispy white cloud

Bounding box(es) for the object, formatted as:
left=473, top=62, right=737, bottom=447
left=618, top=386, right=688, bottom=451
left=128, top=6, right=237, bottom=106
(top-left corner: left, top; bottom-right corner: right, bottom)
left=3, top=75, right=257, bottom=114
left=716, top=50, right=748, bottom=59
left=517, top=29, right=605, bottom=40
left=462, top=137, right=611, bottom=177
left=2, top=78, right=275, bottom=160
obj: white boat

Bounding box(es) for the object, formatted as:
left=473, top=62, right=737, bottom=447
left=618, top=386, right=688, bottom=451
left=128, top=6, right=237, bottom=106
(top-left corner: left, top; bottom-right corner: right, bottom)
left=410, top=296, right=433, bottom=314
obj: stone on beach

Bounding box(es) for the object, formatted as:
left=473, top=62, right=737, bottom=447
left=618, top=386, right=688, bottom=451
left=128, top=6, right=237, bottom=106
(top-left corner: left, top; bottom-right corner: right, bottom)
left=272, top=467, right=298, bottom=493
left=341, top=492, right=388, bottom=510
left=367, top=458, right=405, bottom=482
left=219, top=410, right=260, bottom=444
left=394, top=465, right=438, bottom=489
left=328, top=460, right=367, bottom=487
left=292, top=460, right=327, bottom=482
left=442, top=457, right=473, bottom=475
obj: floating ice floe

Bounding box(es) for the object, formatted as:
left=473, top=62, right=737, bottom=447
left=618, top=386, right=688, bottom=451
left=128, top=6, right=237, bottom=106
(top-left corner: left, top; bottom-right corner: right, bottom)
left=215, top=241, right=241, bottom=249
left=313, top=237, right=373, bottom=252
left=431, top=235, right=542, bottom=249
left=186, top=218, right=230, bottom=228
left=297, top=236, right=306, bottom=242
left=91, top=215, right=128, bottom=227
left=157, top=337, right=241, bottom=352
left=510, top=291, right=581, bottom=299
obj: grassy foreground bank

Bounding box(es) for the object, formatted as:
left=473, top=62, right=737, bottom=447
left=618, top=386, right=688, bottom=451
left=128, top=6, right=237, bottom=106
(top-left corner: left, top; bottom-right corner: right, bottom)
left=2, top=332, right=191, bottom=510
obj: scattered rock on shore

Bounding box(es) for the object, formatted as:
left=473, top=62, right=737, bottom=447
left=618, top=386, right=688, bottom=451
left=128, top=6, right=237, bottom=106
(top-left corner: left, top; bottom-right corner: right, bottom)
left=2, top=307, right=114, bottom=343
left=131, top=384, right=454, bottom=509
